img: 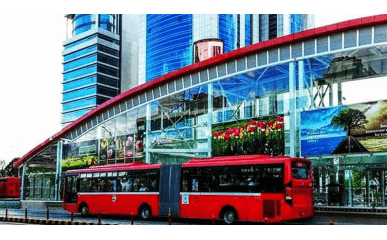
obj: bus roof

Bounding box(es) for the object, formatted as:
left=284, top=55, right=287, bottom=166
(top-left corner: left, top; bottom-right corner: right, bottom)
left=65, top=155, right=310, bottom=174
left=183, top=155, right=309, bottom=168
left=66, top=162, right=162, bottom=174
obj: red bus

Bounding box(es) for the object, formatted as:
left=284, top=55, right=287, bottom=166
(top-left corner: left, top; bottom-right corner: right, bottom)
left=0, top=177, right=21, bottom=198
left=63, top=155, right=313, bottom=224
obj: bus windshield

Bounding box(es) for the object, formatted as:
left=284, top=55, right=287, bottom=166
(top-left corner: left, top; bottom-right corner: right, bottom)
left=291, top=161, right=310, bottom=179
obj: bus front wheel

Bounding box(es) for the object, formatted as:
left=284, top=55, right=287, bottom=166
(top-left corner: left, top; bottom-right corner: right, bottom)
left=221, top=208, right=237, bottom=225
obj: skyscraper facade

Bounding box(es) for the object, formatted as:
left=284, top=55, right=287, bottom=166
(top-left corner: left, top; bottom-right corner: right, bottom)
left=139, top=14, right=314, bottom=84
left=62, top=14, right=140, bottom=127
left=62, top=14, right=313, bottom=127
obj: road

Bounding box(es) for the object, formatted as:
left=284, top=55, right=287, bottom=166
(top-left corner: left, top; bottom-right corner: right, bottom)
left=0, top=208, right=205, bottom=225
left=0, top=208, right=386, bottom=225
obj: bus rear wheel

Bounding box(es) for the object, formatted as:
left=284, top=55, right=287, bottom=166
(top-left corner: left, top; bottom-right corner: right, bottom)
left=80, top=204, right=89, bottom=217
left=221, top=208, right=237, bottom=225
left=139, top=205, right=151, bottom=220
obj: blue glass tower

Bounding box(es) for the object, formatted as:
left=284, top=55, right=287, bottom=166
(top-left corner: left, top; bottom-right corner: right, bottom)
left=140, top=14, right=314, bottom=83
left=145, top=14, right=193, bottom=82
left=62, top=14, right=121, bottom=126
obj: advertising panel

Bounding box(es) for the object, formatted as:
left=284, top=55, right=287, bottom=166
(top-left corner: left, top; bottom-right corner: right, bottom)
left=115, top=135, right=126, bottom=159
left=301, top=99, right=387, bottom=156
left=211, top=116, right=284, bottom=157
left=100, top=137, right=115, bottom=161
left=194, top=39, right=223, bottom=63
left=62, top=140, right=98, bottom=170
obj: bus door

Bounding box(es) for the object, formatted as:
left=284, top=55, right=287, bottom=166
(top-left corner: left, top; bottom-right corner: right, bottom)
left=65, top=175, right=79, bottom=204
left=291, top=161, right=313, bottom=206
left=159, top=164, right=181, bottom=218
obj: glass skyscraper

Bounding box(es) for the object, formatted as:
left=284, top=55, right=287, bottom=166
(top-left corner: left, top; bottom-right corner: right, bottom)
left=62, top=14, right=313, bottom=127
left=139, top=14, right=314, bottom=84
left=62, top=14, right=121, bottom=126
left=62, top=14, right=142, bottom=127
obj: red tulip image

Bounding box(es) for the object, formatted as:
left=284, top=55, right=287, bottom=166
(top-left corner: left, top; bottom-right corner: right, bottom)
left=213, top=131, right=218, bottom=138
left=261, top=122, right=267, bottom=131
left=276, top=116, right=284, bottom=123
left=224, top=134, right=230, bottom=141
left=235, top=129, right=240, bottom=137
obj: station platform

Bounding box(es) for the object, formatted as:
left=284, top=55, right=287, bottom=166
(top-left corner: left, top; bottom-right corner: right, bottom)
left=20, top=200, right=63, bottom=210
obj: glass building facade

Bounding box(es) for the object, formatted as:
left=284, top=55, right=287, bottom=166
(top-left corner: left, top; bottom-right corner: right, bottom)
left=19, top=19, right=387, bottom=208
left=62, top=14, right=121, bottom=126
left=139, top=14, right=313, bottom=84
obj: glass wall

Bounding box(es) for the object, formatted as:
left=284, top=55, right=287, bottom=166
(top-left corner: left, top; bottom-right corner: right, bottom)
left=146, top=14, right=193, bottom=82
left=313, top=157, right=387, bottom=207
left=28, top=30, right=387, bottom=205
left=149, top=84, right=209, bottom=163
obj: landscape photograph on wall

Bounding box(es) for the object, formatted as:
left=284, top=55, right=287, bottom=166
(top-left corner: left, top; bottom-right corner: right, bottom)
left=301, top=99, right=387, bottom=156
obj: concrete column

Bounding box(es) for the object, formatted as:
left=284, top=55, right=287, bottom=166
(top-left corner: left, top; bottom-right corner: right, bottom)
left=20, top=164, right=27, bottom=201
left=338, top=78, right=342, bottom=105
left=55, top=141, right=63, bottom=201
left=145, top=103, right=151, bottom=163
left=329, top=85, right=334, bottom=107
left=239, top=101, right=245, bottom=120
left=289, top=61, right=297, bottom=157
left=95, top=14, right=100, bottom=29
left=381, top=170, right=385, bottom=207
left=298, top=60, right=305, bottom=156
left=207, top=83, right=213, bottom=157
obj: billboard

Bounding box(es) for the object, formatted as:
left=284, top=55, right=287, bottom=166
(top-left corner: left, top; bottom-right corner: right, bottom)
left=211, top=116, right=284, bottom=157
left=62, top=140, right=98, bottom=170
left=301, top=99, right=387, bottom=156
left=194, top=39, right=223, bottom=63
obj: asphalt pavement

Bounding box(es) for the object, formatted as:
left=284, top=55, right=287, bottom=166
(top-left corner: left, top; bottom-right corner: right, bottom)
left=0, top=208, right=386, bottom=225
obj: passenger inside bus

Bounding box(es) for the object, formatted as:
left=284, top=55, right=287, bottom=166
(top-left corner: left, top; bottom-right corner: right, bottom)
left=133, top=179, right=139, bottom=191
left=121, top=178, right=132, bottom=192
left=139, top=183, right=149, bottom=192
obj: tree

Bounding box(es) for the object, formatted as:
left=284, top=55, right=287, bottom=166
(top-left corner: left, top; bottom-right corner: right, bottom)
left=0, top=160, right=5, bottom=177
left=331, top=108, right=368, bottom=135
left=0, top=158, right=19, bottom=177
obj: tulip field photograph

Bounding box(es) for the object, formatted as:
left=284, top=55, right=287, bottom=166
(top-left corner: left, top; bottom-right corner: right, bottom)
left=212, top=116, right=284, bottom=157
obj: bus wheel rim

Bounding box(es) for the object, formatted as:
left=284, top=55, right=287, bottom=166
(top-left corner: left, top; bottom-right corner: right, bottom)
left=224, top=211, right=235, bottom=224
left=81, top=206, right=88, bottom=215
left=142, top=208, right=150, bottom=219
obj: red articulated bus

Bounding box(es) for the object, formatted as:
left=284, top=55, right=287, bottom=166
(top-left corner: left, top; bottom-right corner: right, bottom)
left=63, top=155, right=313, bottom=224
left=0, top=177, right=21, bottom=198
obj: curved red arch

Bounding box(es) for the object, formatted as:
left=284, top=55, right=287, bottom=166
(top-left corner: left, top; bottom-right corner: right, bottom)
left=14, top=14, right=387, bottom=168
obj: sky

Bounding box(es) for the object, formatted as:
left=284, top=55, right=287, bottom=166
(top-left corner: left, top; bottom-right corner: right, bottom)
left=0, top=8, right=381, bottom=164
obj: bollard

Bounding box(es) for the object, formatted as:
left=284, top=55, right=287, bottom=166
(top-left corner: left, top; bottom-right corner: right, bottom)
left=98, top=214, right=102, bottom=225
left=5, top=208, right=8, bottom=220
left=130, top=213, right=134, bottom=225
left=211, top=215, right=216, bottom=225
left=46, top=207, right=50, bottom=220
left=71, top=212, right=74, bottom=222
left=168, top=211, right=172, bottom=225
left=24, top=208, right=28, bottom=219
left=329, top=218, right=334, bottom=225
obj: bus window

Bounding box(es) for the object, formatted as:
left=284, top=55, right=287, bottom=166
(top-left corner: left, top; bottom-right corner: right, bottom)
left=121, top=177, right=133, bottom=192
left=80, top=178, right=88, bottom=192
left=260, top=165, right=284, bottom=193
left=192, top=178, right=198, bottom=192
left=292, top=162, right=310, bottom=179
left=149, top=170, right=159, bottom=192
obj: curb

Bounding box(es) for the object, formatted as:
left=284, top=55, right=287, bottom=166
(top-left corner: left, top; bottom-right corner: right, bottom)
left=0, top=217, right=117, bottom=225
